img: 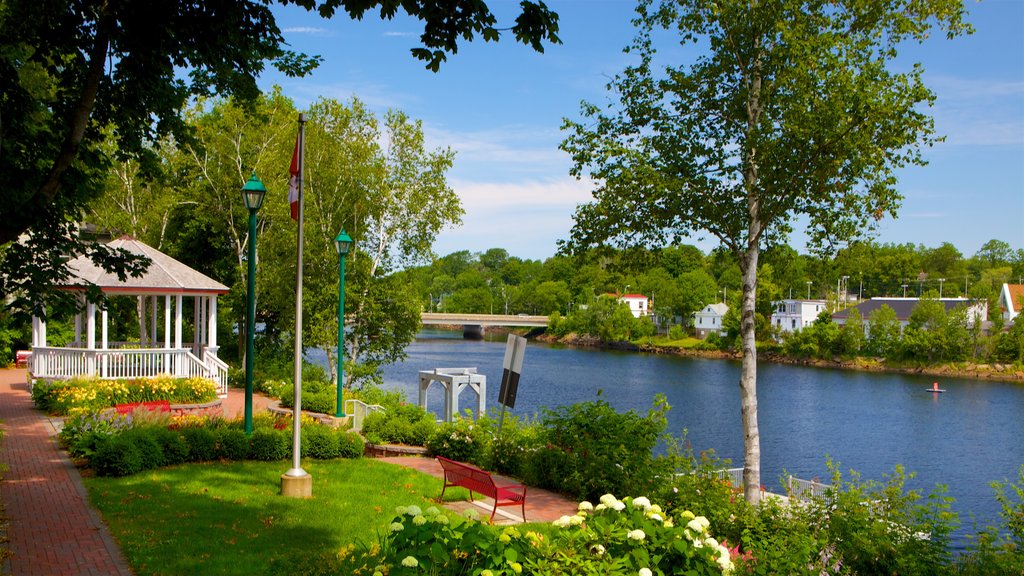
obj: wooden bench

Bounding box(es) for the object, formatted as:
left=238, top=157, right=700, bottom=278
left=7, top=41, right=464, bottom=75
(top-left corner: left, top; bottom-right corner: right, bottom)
left=436, top=455, right=527, bottom=522
left=115, top=400, right=171, bottom=415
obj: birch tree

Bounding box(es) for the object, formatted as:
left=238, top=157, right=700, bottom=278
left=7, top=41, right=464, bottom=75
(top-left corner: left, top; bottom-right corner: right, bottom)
left=561, top=0, right=969, bottom=502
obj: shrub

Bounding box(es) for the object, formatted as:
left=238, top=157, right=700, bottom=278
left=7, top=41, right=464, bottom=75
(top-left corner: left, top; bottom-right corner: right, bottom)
left=216, top=428, right=251, bottom=461
left=363, top=403, right=436, bottom=446
left=181, top=426, right=217, bottom=462
left=126, top=428, right=166, bottom=470
left=59, top=412, right=128, bottom=459
left=302, top=425, right=340, bottom=459
left=92, top=435, right=143, bottom=477
left=151, top=427, right=189, bottom=466
left=425, top=416, right=486, bottom=463
left=336, top=431, right=365, bottom=459
left=250, top=428, right=289, bottom=461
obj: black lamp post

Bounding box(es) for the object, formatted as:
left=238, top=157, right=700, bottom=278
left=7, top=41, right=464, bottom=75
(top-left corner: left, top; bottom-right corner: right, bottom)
left=242, top=172, right=267, bottom=436
left=334, top=229, right=353, bottom=418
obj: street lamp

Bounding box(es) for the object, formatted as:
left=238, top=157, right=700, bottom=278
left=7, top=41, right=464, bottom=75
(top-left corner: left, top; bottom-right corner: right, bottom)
left=806, top=281, right=812, bottom=299
left=242, top=172, right=267, bottom=436
left=334, top=229, right=353, bottom=418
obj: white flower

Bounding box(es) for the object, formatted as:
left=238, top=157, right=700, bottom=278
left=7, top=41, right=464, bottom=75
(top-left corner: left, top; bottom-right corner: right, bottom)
left=706, top=537, right=719, bottom=549
left=405, top=505, right=423, bottom=517
left=627, top=529, right=646, bottom=541
left=687, top=518, right=706, bottom=534
left=648, top=513, right=663, bottom=523
left=696, top=516, right=710, bottom=530
left=600, top=494, right=618, bottom=507
left=639, top=569, right=653, bottom=576
left=413, top=515, right=427, bottom=526
left=595, top=503, right=607, bottom=511
left=663, top=518, right=674, bottom=528
left=553, top=515, right=572, bottom=528
left=693, top=538, right=703, bottom=548
left=436, top=514, right=449, bottom=525
left=612, top=500, right=626, bottom=511
left=395, top=506, right=408, bottom=515
left=425, top=506, right=440, bottom=517
left=401, top=556, right=419, bottom=567
left=569, top=514, right=584, bottom=526
left=389, top=522, right=404, bottom=532
left=578, top=501, right=594, bottom=512
left=632, top=496, right=652, bottom=509
left=589, top=544, right=606, bottom=556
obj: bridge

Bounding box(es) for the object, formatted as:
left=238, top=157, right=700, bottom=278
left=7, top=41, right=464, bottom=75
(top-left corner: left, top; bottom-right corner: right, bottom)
left=420, top=312, right=549, bottom=339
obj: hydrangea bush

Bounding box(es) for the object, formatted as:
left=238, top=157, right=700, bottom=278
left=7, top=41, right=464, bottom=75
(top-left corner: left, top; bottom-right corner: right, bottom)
left=375, top=494, right=734, bottom=576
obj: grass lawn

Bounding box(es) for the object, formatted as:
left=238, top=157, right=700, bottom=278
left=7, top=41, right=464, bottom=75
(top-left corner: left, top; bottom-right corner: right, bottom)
left=84, top=458, right=476, bottom=575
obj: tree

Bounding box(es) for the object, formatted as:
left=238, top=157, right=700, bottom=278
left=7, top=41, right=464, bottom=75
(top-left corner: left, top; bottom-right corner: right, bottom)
left=0, top=0, right=559, bottom=314
left=866, top=304, right=901, bottom=359
left=560, top=0, right=968, bottom=502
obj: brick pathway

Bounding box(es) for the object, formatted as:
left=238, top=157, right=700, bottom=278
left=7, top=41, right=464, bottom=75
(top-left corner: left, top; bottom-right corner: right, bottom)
left=0, top=368, right=132, bottom=576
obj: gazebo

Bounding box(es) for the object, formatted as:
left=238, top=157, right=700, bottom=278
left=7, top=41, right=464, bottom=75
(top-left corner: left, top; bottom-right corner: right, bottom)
left=29, top=236, right=231, bottom=395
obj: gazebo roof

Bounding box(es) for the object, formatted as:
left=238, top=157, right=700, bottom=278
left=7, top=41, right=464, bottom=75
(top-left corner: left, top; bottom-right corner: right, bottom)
left=63, top=236, right=229, bottom=295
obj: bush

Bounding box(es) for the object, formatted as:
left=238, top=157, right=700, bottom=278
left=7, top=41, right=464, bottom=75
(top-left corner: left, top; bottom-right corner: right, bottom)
left=151, top=427, right=189, bottom=466
left=92, top=435, right=143, bottom=477
left=216, top=428, right=251, bottom=461
left=181, top=426, right=217, bottom=462
left=30, top=375, right=217, bottom=415
left=126, top=428, right=166, bottom=470
left=362, top=403, right=435, bottom=446
left=336, top=430, right=365, bottom=459
left=302, top=425, right=340, bottom=459
left=426, top=416, right=486, bottom=463
left=60, top=412, right=128, bottom=459
left=279, top=380, right=338, bottom=414
left=250, top=428, right=289, bottom=461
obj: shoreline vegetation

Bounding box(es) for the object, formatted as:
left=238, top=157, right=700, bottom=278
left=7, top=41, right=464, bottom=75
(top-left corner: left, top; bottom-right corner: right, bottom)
left=533, top=331, right=1024, bottom=384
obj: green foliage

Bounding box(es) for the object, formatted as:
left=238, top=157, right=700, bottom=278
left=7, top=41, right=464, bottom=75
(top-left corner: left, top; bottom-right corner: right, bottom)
left=215, top=428, right=251, bottom=461
left=955, top=465, right=1024, bottom=575
left=181, top=426, right=217, bottom=462
left=527, top=395, right=670, bottom=502
left=91, top=434, right=144, bottom=477
left=361, top=402, right=435, bottom=445
left=301, top=424, right=340, bottom=459
left=278, top=379, right=338, bottom=415
left=336, top=430, right=365, bottom=459
left=425, top=416, right=487, bottom=463
left=249, top=429, right=290, bottom=461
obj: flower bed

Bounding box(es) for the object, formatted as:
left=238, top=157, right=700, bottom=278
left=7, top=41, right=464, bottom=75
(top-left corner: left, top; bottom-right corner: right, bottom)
left=31, top=375, right=218, bottom=415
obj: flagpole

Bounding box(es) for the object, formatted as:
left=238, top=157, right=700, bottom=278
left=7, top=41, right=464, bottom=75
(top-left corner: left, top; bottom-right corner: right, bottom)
left=282, top=112, right=312, bottom=497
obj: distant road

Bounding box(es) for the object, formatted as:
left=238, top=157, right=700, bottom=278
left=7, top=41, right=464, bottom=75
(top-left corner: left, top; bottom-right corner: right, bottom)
left=420, top=312, right=549, bottom=328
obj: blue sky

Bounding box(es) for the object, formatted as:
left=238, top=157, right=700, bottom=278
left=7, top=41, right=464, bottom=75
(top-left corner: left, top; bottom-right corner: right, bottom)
left=263, top=0, right=1024, bottom=262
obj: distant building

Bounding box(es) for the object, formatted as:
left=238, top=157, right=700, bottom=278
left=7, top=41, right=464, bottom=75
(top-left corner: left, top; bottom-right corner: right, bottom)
left=998, top=284, right=1024, bottom=324
left=694, top=303, right=729, bottom=339
left=832, top=297, right=987, bottom=332
left=771, top=299, right=828, bottom=333
left=618, top=293, right=650, bottom=318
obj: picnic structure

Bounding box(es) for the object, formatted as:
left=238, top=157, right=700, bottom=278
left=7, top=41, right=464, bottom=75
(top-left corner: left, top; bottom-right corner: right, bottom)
left=418, top=367, right=486, bottom=422
left=28, top=236, right=230, bottom=395
left=436, top=456, right=527, bottom=522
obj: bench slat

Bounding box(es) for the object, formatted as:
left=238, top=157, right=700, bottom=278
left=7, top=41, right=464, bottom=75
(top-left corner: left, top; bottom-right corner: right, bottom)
left=436, top=455, right=527, bottom=522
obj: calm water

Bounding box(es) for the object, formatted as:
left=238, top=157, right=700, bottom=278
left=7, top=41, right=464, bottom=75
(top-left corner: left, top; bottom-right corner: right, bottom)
left=329, top=330, right=1024, bottom=547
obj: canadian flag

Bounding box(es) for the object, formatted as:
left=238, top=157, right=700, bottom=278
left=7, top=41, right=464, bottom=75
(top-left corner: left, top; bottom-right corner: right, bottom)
left=288, top=135, right=300, bottom=221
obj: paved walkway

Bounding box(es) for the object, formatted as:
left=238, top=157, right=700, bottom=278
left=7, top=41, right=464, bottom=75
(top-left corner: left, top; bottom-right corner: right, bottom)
left=0, top=368, right=132, bottom=576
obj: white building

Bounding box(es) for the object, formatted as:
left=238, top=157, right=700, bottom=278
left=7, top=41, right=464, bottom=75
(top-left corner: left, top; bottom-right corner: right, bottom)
left=998, top=284, right=1023, bottom=324
left=771, top=299, right=828, bottom=333
left=694, top=303, right=729, bottom=339
left=618, top=293, right=650, bottom=318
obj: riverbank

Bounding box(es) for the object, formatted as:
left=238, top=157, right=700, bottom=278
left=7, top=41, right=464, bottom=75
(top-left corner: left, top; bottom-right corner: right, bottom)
left=537, top=332, right=1024, bottom=383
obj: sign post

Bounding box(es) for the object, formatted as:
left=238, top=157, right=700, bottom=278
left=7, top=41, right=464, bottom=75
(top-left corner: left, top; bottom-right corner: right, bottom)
left=497, top=334, right=526, bottom=435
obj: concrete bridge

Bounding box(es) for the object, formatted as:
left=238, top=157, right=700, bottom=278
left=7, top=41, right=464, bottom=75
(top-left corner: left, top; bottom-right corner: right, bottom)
left=420, top=312, right=549, bottom=339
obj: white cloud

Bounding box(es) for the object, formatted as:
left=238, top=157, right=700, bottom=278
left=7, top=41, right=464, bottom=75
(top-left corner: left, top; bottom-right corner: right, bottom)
left=383, top=31, right=417, bottom=38
left=283, top=26, right=329, bottom=35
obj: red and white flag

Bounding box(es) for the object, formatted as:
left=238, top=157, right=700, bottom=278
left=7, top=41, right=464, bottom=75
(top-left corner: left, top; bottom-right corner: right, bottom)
left=288, top=135, right=300, bottom=221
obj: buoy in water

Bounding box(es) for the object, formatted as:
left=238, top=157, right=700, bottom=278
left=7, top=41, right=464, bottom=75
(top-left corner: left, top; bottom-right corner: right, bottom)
left=928, top=382, right=946, bottom=393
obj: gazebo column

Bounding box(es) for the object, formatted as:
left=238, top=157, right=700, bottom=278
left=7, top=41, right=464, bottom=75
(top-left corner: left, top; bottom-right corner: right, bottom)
left=164, top=295, right=171, bottom=374
left=74, top=311, right=82, bottom=347
left=150, top=296, right=158, bottom=345
left=101, top=308, right=109, bottom=378
left=207, top=296, right=218, bottom=357
left=175, top=295, right=183, bottom=375
left=138, top=296, right=146, bottom=345
left=86, top=302, right=97, bottom=376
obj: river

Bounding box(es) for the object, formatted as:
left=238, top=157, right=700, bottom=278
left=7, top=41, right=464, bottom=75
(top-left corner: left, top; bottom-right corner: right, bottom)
left=331, top=329, right=1024, bottom=548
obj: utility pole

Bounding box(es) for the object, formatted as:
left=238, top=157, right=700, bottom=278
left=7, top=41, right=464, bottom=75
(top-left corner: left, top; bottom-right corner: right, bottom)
left=939, top=278, right=946, bottom=299
left=806, top=281, right=812, bottom=299
left=901, top=284, right=908, bottom=298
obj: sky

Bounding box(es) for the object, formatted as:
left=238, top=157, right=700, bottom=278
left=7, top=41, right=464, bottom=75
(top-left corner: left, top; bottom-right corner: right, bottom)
left=262, top=0, right=1024, bottom=262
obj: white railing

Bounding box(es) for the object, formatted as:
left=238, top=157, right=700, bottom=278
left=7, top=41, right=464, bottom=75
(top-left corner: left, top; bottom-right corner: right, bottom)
left=31, top=346, right=228, bottom=396
left=787, top=475, right=833, bottom=502
left=344, top=399, right=385, bottom=432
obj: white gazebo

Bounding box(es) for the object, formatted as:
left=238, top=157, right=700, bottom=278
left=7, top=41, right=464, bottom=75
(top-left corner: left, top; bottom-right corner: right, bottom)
left=29, top=236, right=231, bottom=395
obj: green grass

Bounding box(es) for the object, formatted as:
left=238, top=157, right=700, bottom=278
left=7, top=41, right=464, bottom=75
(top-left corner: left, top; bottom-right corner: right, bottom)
left=84, top=459, right=473, bottom=575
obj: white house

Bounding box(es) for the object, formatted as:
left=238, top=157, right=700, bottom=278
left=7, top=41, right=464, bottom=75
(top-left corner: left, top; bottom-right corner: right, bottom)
left=771, top=299, right=828, bottom=333
left=998, top=284, right=1023, bottom=324
left=831, top=297, right=987, bottom=332
left=618, top=293, right=650, bottom=318
left=694, top=303, right=729, bottom=339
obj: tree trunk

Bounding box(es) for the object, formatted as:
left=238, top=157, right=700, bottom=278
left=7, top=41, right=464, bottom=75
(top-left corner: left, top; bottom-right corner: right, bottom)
left=739, top=241, right=762, bottom=504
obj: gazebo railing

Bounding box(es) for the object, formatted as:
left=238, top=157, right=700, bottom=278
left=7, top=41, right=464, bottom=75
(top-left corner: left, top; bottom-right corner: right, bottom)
left=30, top=346, right=228, bottom=397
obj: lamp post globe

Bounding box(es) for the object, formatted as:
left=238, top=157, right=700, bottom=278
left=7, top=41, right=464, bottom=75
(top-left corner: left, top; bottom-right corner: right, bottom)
left=334, top=229, right=353, bottom=418
left=242, top=172, right=266, bottom=435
